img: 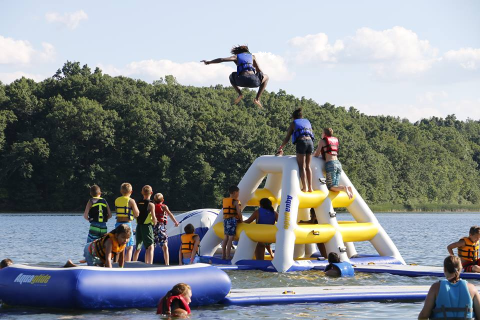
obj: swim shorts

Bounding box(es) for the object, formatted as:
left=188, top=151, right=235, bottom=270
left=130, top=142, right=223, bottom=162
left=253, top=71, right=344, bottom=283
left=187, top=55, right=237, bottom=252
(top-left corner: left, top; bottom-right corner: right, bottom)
left=224, top=217, right=237, bottom=236
left=154, top=223, right=168, bottom=247
left=135, top=223, right=155, bottom=250
left=115, top=222, right=135, bottom=247
left=230, top=72, right=264, bottom=88
left=325, top=160, right=342, bottom=189
left=87, top=221, right=108, bottom=243
left=295, top=138, right=314, bottom=155
left=83, top=243, right=103, bottom=266
left=462, top=260, right=480, bottom=272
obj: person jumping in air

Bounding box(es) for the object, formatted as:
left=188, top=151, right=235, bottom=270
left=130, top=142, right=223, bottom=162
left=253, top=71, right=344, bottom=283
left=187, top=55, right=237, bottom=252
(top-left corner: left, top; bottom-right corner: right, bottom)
left=201, top=45, right=269, bottom=108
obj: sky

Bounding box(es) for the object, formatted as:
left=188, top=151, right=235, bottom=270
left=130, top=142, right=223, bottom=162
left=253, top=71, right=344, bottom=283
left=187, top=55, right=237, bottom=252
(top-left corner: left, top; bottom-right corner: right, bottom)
left=1, top=1, right=479, bottom=122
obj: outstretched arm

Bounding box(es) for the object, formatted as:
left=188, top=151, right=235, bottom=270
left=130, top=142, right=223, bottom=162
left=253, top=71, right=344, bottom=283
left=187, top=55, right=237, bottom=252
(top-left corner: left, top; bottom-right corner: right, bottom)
left=165, top=205, right=179, bottom=227
left=278, top=122, right=295, bottom=153
left=201, top=56, right=236, bottom=65
left=243, top=210, right=259, bottom=224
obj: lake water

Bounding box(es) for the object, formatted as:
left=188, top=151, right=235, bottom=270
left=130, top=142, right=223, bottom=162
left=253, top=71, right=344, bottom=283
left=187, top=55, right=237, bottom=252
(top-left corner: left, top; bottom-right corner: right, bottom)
left=1, top=212, right=479, bottom=319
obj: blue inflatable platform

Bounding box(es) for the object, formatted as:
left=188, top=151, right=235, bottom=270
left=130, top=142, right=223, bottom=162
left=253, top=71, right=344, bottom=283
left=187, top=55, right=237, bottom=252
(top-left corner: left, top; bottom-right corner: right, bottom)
left=222, top=285, right=429, bottom=305
left=0, top=263, right=231, bottom=309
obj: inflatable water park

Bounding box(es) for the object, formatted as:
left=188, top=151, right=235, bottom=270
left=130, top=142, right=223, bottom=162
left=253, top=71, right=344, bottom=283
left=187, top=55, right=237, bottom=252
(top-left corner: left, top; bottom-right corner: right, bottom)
left=1, top=155, right=479, bottom=310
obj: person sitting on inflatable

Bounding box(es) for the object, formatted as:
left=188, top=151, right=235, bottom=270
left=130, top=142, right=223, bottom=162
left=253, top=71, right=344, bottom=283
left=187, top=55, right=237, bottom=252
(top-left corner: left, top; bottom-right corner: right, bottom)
left=324, top=252, right=354, bottom=277
left=201, top=45, right=269, bottom=108
left=243, top=198, right=278, bottom=260
left=157, top=283, right=192, bottom=317
left=447, top=226, right=480, bottom=272
left=179, top=224, right=200, bottom=265
left=418, top=255, right=480, bottom=319
left=83, top=224, right=132, bottom=268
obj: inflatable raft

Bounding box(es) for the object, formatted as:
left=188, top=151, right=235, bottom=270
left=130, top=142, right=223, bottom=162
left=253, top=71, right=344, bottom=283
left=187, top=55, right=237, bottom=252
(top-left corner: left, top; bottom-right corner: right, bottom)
left=0, top=263, right=231, bottom=309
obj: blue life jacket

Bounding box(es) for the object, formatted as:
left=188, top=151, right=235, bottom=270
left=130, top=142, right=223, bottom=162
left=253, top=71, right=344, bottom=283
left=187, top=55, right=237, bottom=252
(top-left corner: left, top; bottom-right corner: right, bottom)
left=326, top=262, right=355, bottom=277
left=291, top=119, right=314, bottom=144
left=237, top=53, right=256, bottom=74
left=433, top=279, right=473, bottom=319
left=257, top=208, right=276, bottom=225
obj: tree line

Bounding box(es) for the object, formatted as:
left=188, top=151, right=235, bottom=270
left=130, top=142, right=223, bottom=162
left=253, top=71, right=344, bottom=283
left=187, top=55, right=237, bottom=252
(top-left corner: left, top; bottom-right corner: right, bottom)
left=1, top=61, right=479, bottom=212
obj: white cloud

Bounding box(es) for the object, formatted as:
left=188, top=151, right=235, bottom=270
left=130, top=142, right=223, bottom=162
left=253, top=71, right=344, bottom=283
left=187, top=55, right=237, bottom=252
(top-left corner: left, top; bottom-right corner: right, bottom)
left=253, top=52, right=293, bottom=81
left=289, top=27, right=439, bottom=78
left=288, top=33, right=344, bottom=63
left=98, top=52, right=293, bottom=86
left=45, top=10, right=88, bottom=30
left=416, top=91, right=448, bottom=104
left=0, top=71, right=45, bottom=84
left=0, top=35, right=55, bottom=65
left=349, top=97, right=480, bottom=122
left=444, top=47, right=480, bottom=70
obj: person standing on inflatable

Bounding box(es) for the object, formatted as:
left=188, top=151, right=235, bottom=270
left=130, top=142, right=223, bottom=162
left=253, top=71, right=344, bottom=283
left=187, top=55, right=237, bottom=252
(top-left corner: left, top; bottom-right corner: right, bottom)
left=153, top=193, right=179, bottom=266
left=114, top=183, right=139, bottom=262
left=221, top=185, right=243, bottom=260
left=201, top=45, right=269, bottom=108
left=419, top=256, right=480, bottom=319
left=157, top=283, right=192, bottom=316
left=133, top=185, right=157, bottom=264
left=313, top=128, right=354, bottom=199
left=277, top=108, right=314, bottom=192
left=83, top=185, right=112, bottom=243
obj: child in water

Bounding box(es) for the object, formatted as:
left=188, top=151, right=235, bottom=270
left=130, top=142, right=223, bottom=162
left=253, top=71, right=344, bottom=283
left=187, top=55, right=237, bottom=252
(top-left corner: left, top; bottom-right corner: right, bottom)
left=156, top=283, right=192, bottom=317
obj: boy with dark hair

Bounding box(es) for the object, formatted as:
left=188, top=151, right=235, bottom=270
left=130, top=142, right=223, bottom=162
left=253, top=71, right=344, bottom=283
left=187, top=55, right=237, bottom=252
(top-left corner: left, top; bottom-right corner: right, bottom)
left=83, top=185, right=112, bottom=243
left=447, top=226, right=480, bottom=272
left=179, top=224, right=200, bottom=265
left=221, top=185, right=242, bottom=260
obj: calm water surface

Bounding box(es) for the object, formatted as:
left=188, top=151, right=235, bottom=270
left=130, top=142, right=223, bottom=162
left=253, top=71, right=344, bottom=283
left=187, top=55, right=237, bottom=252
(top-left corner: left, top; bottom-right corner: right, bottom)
left=1, top=212, right=479, bottom=319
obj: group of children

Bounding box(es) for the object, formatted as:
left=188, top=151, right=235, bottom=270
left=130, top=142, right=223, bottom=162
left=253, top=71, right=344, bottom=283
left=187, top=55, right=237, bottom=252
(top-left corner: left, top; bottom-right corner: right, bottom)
left=82, top=183, right=202, bottom=268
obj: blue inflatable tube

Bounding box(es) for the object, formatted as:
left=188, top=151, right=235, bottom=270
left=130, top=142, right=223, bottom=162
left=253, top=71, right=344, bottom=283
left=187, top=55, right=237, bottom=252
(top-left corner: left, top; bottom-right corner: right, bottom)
left=0, top=263, right=231, bottom=309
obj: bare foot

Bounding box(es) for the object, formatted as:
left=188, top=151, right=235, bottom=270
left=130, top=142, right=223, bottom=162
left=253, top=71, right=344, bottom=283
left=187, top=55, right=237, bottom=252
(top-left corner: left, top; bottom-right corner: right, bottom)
left=253, top=99, right=263, bottom=108
left=301, top=188, right=307, bottom=193
left=63, top=259, right=78, bottom=268
left=234, top=95, right=244, bottom=104
left=308, top=189, right=313, bottom=193
left=346, top=186, right=354, bottom=199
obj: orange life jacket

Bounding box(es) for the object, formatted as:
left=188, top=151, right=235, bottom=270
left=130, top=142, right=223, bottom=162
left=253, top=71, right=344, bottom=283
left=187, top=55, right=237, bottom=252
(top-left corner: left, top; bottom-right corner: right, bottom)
left=458, top=236, right=479, bottom=263
left=181, top=233, right=199, bottom=254
left=91, top=232, right=127, bottom=263
left=223, top=198, right=240, bottom=219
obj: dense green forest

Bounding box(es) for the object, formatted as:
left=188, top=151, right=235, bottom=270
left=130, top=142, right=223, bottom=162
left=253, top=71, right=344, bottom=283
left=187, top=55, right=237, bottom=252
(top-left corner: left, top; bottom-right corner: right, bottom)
left=1, top=61, right=479, bottom=212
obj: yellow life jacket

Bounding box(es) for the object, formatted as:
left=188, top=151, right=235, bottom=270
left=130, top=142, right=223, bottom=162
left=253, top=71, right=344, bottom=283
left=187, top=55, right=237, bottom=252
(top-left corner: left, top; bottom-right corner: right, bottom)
left=458, top=237, right=479, bottom=263
left=92, top=232, right=127, bottom=263
left=115, top=196, right=133, bottom=221
left=223, top=198, right=240, bottom=219
left=181, top=233, right=199, bottom=254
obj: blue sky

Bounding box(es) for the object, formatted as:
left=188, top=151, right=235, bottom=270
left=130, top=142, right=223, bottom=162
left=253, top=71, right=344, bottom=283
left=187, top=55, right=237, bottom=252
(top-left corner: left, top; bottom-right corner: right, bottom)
left=1, top=0, right=479, bottom=121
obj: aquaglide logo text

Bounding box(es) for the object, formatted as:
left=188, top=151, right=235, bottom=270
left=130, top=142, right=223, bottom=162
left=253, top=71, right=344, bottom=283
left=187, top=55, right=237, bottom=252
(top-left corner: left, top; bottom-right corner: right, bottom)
left=14, top=273, right=51, bottom=285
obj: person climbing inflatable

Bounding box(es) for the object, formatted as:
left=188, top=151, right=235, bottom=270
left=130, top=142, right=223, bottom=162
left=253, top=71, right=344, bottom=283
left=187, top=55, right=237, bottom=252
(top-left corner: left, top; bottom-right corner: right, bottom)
left=201, top=45, right=269, bottom=108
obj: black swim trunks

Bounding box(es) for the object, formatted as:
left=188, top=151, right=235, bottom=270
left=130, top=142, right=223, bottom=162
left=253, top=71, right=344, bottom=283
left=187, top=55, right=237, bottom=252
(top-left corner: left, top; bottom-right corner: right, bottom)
left=295, top=139, right=314, bottom=155
left=230, top=72, right=264, bottom=88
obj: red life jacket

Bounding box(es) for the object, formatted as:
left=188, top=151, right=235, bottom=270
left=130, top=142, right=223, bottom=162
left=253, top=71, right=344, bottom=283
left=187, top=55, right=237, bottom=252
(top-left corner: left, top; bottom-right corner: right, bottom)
left=155, top=203, right=167, bottom=225
left=321, top=136, right=339, bottom=160
left=156, top=294, right=191, bottom=315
